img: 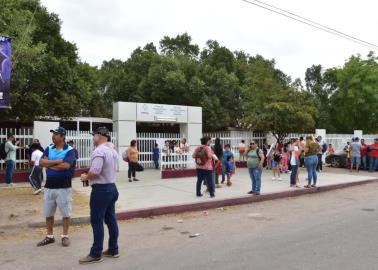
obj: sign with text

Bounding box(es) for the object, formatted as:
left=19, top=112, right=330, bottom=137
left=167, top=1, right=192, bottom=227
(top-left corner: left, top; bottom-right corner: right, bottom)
left=0, top=36, right=11, bottom=109
left=136, top=103, right=188, bottom=123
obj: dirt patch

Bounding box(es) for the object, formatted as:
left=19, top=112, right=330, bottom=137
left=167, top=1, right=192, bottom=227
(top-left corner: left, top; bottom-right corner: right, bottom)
left=0, top=187, right=90, bottom=229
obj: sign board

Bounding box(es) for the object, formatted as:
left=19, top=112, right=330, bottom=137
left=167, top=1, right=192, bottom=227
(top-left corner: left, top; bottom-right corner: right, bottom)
left=136, top=103, right=188, bottom=123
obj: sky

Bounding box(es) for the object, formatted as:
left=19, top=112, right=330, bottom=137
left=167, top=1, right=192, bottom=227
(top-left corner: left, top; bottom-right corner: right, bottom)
left=40, top=0, right=378, bottom=81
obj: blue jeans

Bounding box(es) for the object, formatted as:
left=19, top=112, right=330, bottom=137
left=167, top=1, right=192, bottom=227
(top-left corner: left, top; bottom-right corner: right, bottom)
left=196, top=169, right=214, bottom=196
left=361, top=156, right=367, bottom=170
left=248, top=167, right=263, bottom=193
left=90, top=183, right=119, bottom=258
left=369, top=157, right=378, bottom=172
left=290, top=165, right=298, bottom=186
left=305, top=155, right=318, bottom=185
left=5, top=160, right=15, bottom=184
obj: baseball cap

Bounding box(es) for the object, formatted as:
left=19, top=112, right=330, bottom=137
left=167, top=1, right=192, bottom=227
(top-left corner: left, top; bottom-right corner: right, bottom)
left=50, top=127, right=66, bottom=135
left=91, top=126, right=110, bottom=137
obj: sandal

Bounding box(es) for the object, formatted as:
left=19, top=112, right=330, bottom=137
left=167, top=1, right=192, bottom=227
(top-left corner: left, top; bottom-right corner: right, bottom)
left=37, top=236, right=55, bottom=247
left=304, top=185, right=311, bottom=188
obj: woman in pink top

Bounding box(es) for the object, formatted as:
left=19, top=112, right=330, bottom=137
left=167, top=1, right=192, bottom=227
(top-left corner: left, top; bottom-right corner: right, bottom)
left=192, top=137, right=215, bottom=198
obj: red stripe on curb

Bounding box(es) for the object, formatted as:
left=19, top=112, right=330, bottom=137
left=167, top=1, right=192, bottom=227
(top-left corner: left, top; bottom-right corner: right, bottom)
left=28, top=178, right=378, bottom=228
left=115, top=178, right=378, bottom=221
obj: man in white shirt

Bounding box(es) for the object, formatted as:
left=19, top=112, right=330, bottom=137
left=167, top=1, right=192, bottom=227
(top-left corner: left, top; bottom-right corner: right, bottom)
left=29, top=143, right=44, bottom=194
left=4, top=133, right=21, bottom=186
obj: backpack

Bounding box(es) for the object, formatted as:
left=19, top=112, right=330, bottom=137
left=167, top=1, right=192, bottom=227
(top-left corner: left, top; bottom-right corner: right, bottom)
left=247, top=147, right=262, bottom=161
left=194, top=146, right=209, bottom=166
left=122, top=149, right=129, bottom=162
left=0, top=141, right=8, bottom=160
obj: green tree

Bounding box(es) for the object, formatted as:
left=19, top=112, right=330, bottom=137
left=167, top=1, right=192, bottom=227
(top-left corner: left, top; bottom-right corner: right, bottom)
left=328, top=54, right=378, bottom=133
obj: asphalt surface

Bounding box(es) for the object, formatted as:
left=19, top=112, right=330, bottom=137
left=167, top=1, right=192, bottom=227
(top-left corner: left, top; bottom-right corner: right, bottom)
left=1, top=182, right=378, bottom=270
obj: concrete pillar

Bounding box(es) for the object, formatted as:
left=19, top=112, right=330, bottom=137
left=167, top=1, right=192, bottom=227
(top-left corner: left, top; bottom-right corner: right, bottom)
left=315, top=129, right=326, bottom=140
left=33, top=121, right=59, bottom=149
left=186, top=106, right=202, bottom=151
left=354, top=130, right=363, bottom=139
left=113, top=102, right=137, bottom=171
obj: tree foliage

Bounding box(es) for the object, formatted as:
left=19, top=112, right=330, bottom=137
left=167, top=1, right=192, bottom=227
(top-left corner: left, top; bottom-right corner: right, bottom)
left=2, top=0, right=375, bottom=134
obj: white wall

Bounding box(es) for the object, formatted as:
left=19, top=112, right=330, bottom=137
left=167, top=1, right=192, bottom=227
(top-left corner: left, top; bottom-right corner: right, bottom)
left=33, top=121, right=59, bottom=149
left=113, top=102, right=202, bottom=171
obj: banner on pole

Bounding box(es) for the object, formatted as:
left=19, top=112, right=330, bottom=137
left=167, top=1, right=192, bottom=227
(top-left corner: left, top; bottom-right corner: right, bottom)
left=0, top=36, right=12, bottom=109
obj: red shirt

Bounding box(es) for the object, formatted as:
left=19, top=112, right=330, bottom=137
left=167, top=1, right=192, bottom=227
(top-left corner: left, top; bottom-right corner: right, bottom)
left=360, top=144, right=368, bottom=156
left=370, top=143, right=378, bottom=158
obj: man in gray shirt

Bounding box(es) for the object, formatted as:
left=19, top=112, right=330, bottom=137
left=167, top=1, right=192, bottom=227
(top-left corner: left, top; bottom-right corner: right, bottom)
left=79, top=127, right=119, bottom=264
left=4, top=133, right=21, bottom=186
left=350, top=137, right=362, bottom=172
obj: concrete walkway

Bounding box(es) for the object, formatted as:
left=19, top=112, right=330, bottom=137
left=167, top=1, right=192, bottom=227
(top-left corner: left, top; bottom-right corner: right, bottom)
left=72, top=167, right=378, bottom=213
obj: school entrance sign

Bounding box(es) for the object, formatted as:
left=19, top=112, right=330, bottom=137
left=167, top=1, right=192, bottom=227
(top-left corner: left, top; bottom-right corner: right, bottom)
left=113, top=102, right=202, bottom=171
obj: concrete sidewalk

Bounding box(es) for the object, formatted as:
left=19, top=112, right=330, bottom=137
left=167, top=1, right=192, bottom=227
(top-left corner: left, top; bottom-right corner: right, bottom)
left=71, top=167, right=377, bottom=217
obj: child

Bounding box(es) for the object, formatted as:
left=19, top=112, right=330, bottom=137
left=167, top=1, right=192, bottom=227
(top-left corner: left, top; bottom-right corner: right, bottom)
left=272, top=149, right=282, bottom=180
left=281, top=147, right=289, bottom=173
left=238, top=140, right=246, bottom=161
left=152, top=143, right=160, bottom=170
left=225, top=155, right=235, bottom=186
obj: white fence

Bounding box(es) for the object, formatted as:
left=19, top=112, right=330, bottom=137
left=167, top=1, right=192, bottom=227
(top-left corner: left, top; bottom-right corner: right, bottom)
left=137, top=132, right=181, bottom=169
left=66, top=130, right=116, bottom=168
left=204, top=131, right=266, bottom=161
left=160, top=152, right=195, bottom=170
left=0, top=128, right=34, bottom=171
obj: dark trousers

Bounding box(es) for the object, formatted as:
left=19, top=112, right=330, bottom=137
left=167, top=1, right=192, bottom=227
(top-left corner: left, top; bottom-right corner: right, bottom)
left=196, top=169, right=214, bottom=196
left=29, top=165, right=43, bottom=190
left=316, top=154, right=323, bottom=171
left=90, top=183, right=119, bottom=258
left=290, top=165, right=298, bottom=186
left=5, top=160, right=14, bottom=184
left=153, top=159, right=159, bottom=169
left=128, top=161, right=137, bottom=179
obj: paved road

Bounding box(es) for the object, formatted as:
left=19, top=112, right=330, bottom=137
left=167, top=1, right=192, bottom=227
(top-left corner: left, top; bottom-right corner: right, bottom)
left=1, top=183, right=378, bottom=270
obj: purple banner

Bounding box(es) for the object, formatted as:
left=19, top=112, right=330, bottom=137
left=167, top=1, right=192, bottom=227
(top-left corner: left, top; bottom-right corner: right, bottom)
left=0, top=36, right=12, bottom=109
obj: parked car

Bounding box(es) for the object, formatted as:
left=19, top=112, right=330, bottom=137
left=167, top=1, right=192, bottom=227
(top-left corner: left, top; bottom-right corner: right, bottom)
left=325, top=151, right=348, bottom=168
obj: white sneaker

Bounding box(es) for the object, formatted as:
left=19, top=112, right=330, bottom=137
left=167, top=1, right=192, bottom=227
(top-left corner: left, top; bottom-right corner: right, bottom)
left=7, top=183, right=15, bottom=187
left=272, top=177, right=276, bottom=180
left=33, top=189, right=42, bottom=195
left=278, top=177, right=283, bottom=181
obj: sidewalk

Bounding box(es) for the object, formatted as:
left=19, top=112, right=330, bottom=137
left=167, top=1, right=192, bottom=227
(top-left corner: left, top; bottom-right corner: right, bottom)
left=70, top=167, right=377, bottom=219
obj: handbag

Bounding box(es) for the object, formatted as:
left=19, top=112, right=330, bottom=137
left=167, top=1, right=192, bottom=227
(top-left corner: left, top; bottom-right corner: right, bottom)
left=135, top=163, right=144, bottom=172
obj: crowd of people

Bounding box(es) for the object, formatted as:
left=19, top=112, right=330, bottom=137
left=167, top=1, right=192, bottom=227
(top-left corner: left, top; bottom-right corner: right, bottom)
left=344, top=137, right=378, bottom=172
left=192, top=135, right=378, bottom=198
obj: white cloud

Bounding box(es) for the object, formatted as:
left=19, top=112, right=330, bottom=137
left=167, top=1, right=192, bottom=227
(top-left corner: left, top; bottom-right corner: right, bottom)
left=41, top=0, right=378, bottom=80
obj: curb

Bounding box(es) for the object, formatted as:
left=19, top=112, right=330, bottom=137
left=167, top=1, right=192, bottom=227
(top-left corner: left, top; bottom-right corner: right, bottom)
left=28, top=178, right=378, bottom=228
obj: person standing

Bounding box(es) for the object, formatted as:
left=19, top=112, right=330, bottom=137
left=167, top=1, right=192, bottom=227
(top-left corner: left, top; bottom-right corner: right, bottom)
left=360, top=139, right=369, bottom=170
left=271, top=149, right=282, bottom=180
left=127, top=140, right=139, bottom=182
left=213, top=138, right=223, bottom=188
left=299, top=137, right=306, bottom=167
left=368, top=138, right=378, bottom=173
left=37, top=127, right=76, bottom=247
left=304, top=136, right=321, bottom=188
left=79, top=127, right=120, bottom=264
left=350, top=137, right=362, bottom=172
left=290, top=138, right=301, bottom=188
left=221, top=144, right=234, bottom=184
left=246, top=140, right=265, bottom=195
left=316, top=136, right=326, bottom=172
left=238, top=140, right=246, bottom=161
left=4, top=133, right=21, bottom=186
left=192, top=137, right=215, bottom=198
left=152, top=143, right=160, bottom=170
left=29, top=143, right=44, bottom=195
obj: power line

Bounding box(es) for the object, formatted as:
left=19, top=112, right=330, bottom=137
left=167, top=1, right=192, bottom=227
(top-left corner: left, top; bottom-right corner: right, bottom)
left=241, top=0, right=378, bottom=51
